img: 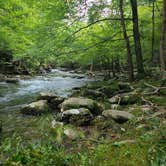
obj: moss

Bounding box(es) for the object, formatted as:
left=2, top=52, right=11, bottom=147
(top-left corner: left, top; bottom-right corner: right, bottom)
left=149, top=96, right=166, bottom=107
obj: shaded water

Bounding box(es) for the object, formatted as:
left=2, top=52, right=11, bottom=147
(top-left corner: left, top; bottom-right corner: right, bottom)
left=0, top=69, right=93, bottom=140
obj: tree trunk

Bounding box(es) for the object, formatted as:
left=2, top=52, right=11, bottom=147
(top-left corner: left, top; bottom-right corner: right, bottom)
left=119, top=0, right=134, bottom=81
left=151, top=0, right=155, bottom=65
left=160, top=0, right=166, bottom=71
left=111, top=56, right=116, bottom=77
left=130, top=0, right=145, bottom=77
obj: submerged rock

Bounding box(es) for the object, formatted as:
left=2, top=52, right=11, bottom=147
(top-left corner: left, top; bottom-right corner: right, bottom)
left=21, top=100, right=49, bottom=115
left=60, top=108, right=93, bottom=126
left=5, top=78, right=19, bottom=84
left=61, top=97, right=103, bottom=115
left=102, top=110, right=134, bottom=123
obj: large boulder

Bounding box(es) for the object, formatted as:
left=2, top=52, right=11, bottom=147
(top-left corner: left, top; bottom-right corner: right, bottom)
left=60, top=108, right=93, bottom=126
left=61, top=97, right=103, bottom=115
left=108, top=93, right=139, bottom=105
left=21, top=100, right=49, bottom=115
left=102, top=110, right=134, bottom=123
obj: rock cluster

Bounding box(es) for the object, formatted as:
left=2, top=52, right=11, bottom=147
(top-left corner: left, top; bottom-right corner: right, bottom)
left=21, top=90, right=135, bottom=126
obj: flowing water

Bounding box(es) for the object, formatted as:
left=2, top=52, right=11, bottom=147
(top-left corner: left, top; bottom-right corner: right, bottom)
left=0, top=69, right=94, bottom=140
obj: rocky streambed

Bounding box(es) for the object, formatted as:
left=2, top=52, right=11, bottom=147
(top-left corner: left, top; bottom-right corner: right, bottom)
left=0, top=68, right=165, bottom=148
left=0, top=69, right=97, bottom=139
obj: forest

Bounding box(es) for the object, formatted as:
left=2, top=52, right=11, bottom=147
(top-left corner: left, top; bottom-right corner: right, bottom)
left=0, top=0, right=166, bottom=165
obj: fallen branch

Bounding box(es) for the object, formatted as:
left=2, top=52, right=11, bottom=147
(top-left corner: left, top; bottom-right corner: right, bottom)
left=141, top=96, right=155, bottom=107
left=144, top=83, right=166, bottom=95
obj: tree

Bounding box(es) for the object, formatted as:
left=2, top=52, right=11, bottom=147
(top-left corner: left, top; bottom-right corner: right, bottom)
left=130, top=0, right=145, bottom=77
left=151, top=0, right=155, bottom=65
left=119, top=0, right=134, bottom=81
left=160, top=0, right=166, bottom=71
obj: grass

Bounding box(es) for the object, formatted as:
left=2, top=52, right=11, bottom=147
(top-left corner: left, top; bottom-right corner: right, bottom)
left=0, top=116, right=165, bottom=166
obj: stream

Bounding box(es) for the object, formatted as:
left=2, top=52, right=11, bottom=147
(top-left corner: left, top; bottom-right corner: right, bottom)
left=0, top=69, right=94, bottom=140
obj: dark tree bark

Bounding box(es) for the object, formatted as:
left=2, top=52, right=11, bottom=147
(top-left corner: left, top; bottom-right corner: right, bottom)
left=160, top=0, right=166, bottom=71
left=119, top=0, right=134, bottom=81
left=130, top=0, right=145, bottom=77
left=111, top=56, right=116, bottom=77
left=151, top=0, right=155, bottom=65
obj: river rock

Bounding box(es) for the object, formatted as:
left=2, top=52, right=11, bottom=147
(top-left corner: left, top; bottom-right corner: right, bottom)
left=50, top=97, right=65, bottom=109
left=82, top=89, right=104, bottom=99
left=60, top=108, right=93, bottom=126
left=102, top=110, right=134, bottom=123
left=21, top=100, right=49, bottom=115
left=108, top=93, right=139, bottom=105
left=5, top=78, right=19, bottom=83
left=37, top=92, right=58, bottom=102
left=61, top=97, right=103, bottom=115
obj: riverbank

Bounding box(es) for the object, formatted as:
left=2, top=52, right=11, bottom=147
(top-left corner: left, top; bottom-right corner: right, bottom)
left=0, top=70, right=166, bottom=165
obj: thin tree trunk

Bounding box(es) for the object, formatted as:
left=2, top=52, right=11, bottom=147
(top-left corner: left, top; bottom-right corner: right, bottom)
left=160, top=0, right=166, bottom=71
left=111, top=56, right=116, bottom=77
left=130, top=0, right=145, bottom=77
left=151, top=0, right=155, bottom=65
left=119, top=0, right=134, bottom=81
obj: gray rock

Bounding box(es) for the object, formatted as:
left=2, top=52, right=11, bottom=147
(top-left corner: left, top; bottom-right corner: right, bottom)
left=82, top=89, right=104, bottom=99
left=37, top=92, right=58, bottom=101
left=64, top=128, right=79, bottom=140
left=50, top=97, right=64, bottom=109
left=61, top=97, right=103, bottom=115
left=108, top=93, right=139, bottom=105
left=51, top=120, right=64, bottom=128
left=21, top=100, right=49, bottom=115
left=61, top=108, right=93, bottom=126
left=102, top=110, right=134, bottom=123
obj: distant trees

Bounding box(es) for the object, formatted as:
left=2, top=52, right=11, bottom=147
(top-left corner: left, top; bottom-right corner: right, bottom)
left=0, top=0, right=165, bottom=78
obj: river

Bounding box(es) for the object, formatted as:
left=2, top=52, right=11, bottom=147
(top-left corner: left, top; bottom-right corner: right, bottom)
left=0, top=69, right=94, bottom=140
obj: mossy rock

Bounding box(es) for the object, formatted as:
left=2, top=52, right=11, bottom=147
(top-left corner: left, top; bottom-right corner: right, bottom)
left=60, top=108, right=93, bottom=126
left=21, top=100, right=49, bottom=115
left=98, top=85, right=119, bottom=97
left=61, top=97, right=103, bottom=115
